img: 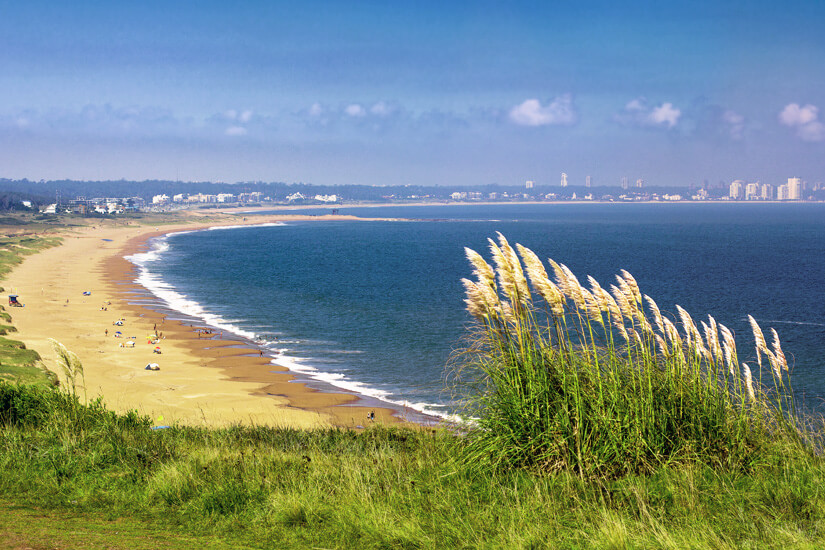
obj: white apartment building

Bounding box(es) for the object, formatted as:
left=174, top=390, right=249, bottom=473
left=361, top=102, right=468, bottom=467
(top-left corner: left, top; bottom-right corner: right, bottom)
left=560, top=173, right=568, bottom=187
left=313, top=194, right=339, bottom=202
left=787, top=177, right=802, bottom=200
left=745, top=182, right=760, bottom=200
left=729, top=180, right=744, bottom=200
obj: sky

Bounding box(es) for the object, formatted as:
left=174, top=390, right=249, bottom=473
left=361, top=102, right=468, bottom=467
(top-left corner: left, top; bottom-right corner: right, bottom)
left=0, top=0, right=824, bottom=187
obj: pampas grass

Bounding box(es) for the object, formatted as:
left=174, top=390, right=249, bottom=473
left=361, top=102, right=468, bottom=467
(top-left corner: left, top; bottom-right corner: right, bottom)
left=452, top=234, right=808, bottom=478
left=49, top=339, right=85, bottom=401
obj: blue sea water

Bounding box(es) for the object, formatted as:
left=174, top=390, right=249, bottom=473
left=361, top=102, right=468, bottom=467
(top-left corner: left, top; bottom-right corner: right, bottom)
left=129, top=203, right=825, bottom=418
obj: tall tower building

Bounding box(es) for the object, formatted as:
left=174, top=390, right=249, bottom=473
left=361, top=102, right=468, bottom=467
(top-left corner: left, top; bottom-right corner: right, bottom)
left=636, top=179, right=644, bottom=188
left=788, top=177, right=802, bottom=200
left=525, top=180, right=534, bottom=190
left=621, top=177, right=628, bottom=190
left=560, top=173, right=568, bottom=187
left=585, top=176, right=592, bottom=188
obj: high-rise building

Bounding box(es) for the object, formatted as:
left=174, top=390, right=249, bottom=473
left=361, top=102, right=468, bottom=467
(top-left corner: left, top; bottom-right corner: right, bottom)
left=585, top=175, right=591, bottom=188
left=729, top=180, right=744, bottom=200
left=761, top=183, right=774, bottom=200
left=636, top=179, right=644, bottom=188
left=621, top=177, right=628, bottom=190
left=745, top=182, right=760, bottom=200
left=788, top=177, right=802, bottom=200
left=560, top=173, right=568, bottom=187
left=525, top=180, right=534, bottom=189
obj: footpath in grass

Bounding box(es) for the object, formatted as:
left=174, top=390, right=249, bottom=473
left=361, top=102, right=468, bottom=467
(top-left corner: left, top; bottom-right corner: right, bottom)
left=0, top=500, right=254, bottom=550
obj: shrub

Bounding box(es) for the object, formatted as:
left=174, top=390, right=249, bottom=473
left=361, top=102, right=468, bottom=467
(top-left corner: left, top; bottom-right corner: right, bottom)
left=453, top=233, right=806, bottom=478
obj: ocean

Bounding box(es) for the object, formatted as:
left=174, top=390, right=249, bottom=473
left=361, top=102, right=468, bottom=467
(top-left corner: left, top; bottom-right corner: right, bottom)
left=127, top=203, right=825, bottom=419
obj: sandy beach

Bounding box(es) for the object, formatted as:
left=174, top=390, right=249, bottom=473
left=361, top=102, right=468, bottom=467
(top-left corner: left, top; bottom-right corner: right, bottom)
left=3, top=213, right=405, bottom=428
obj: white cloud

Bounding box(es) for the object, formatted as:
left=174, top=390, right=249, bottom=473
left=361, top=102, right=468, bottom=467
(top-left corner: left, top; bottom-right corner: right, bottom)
left=370, top=101, right=392, bottom=117
left=308, top=103, right=323, bottom=117
left=345, top=104, right=366, bottom=117
left=779, top=103, right=818, bottom=126
left=615, top=98, right=681, bottom=129
left=779, top=103, right=823, bottom=141
left=722, top=109, right=745, bottom=140
left=222, top=109, right=253, bottom=123
left=624, top=99, right=646, bottom=112
left=225, top=126, right=247, bottom=136
left=648, top=103, right=681, bottom=128
left=509, top=95, right=577, bottom=126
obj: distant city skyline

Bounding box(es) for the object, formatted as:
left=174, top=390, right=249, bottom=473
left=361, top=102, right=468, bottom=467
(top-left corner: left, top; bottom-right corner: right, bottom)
left=0, top=1, right=823, bottom=186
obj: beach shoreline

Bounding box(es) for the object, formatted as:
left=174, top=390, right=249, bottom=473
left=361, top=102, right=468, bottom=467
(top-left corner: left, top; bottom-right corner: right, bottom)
left=4, top=213, right=426, bottom=429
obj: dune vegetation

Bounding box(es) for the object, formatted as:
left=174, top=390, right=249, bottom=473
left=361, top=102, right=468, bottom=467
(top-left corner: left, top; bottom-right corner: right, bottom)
left=455, top=233, right=811, bottom=479
left=1, top=232, right=825, bottom=548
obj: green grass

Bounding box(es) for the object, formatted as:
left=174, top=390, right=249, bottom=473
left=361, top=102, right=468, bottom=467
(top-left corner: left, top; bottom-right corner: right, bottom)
left=0, top=500, right=255, bottom=549
left=0, top=382, right=824, bottom=548
left=0, top=235, right=62, bottom=280
left=0, top=336, right=55, bottom=386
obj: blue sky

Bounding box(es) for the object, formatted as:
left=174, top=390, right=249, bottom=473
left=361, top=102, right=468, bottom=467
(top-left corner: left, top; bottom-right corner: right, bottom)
left=1, top=0, right=823, bottom=187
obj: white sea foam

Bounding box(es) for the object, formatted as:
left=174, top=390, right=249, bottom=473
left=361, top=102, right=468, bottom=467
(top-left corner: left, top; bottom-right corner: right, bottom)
left=268, top=355, right=450, bottom=420
left=125, top=227, right=451, bottom=423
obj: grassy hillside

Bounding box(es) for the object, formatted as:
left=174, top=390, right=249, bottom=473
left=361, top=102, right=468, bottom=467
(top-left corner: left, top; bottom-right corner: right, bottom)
left=0, top=383, right=824, bottom=549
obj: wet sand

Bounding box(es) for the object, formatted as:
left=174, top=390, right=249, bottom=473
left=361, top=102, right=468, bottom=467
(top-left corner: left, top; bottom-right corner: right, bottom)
left=4, top=214, right=408, bottom=428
